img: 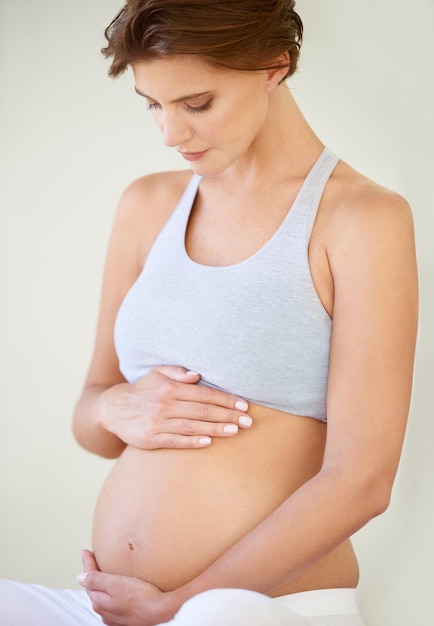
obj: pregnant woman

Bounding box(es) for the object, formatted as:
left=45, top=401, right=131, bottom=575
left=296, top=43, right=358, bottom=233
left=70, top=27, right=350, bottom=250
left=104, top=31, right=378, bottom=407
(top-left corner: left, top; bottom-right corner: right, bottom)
left=0, top=1, right=418, bottom=625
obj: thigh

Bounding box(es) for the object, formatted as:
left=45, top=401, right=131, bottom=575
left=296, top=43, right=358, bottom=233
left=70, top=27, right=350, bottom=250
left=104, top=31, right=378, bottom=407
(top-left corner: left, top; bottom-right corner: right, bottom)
left=158, top=588, right=310, bottom=626
left=0, top=579, right=103, bottom=626
left=277, top=589, right=367, bottom=626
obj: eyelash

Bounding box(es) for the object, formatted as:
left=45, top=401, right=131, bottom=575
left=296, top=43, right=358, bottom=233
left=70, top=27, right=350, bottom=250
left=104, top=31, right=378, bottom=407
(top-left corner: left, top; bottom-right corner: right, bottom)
left=147, top=101, right=212, bottom=114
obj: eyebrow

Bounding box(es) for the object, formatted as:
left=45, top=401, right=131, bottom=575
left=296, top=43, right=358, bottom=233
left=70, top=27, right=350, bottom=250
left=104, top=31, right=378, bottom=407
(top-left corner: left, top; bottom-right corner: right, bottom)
left=134, top=86, right=212, bottom=103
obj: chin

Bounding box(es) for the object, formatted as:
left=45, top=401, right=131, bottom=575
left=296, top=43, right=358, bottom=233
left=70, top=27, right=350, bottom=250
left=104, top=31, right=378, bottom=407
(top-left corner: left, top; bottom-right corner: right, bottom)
left=188, top=157, right=236, bottom=179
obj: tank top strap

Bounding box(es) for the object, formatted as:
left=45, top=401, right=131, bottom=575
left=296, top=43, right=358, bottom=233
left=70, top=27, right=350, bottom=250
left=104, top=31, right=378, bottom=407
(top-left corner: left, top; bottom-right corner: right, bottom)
left=174, top=173, right=202, bottom=219
left=292, top=146, right=340, bottom=243
left=172, top=149, right=339, bottom=249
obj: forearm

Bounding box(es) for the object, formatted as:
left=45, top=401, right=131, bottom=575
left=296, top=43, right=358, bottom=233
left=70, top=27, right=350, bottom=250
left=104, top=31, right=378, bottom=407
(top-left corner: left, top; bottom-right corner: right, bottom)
left=73, top=384, right=126, bottom=459
left=169, top=468, right=388, bottom=610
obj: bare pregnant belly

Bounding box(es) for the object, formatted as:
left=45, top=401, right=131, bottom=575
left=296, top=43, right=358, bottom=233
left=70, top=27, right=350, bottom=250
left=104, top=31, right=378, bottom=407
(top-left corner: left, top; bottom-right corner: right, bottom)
left=92, top=406, right=359, bottom=593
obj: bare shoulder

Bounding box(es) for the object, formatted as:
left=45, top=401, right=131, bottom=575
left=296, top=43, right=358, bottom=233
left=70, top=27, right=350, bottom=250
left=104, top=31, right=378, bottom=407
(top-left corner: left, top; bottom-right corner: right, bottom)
left=119, top=169, right=193, bottom=210
left=117, top=169, right=194, bottom=226
left=324, top=160, right=416, bottom=266
left=329, top=160, right=414, bottom=227
left=113, top=169, right=194, bottom=261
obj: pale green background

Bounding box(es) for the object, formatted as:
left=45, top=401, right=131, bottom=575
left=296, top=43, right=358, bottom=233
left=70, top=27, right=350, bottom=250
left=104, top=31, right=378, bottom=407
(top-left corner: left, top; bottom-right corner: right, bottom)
left=0, top=1, right=433, bottom=625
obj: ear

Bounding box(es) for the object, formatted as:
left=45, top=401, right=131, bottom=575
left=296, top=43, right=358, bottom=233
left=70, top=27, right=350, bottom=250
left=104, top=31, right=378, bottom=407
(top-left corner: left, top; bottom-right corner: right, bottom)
left=265, top=52, right=291, bottom=92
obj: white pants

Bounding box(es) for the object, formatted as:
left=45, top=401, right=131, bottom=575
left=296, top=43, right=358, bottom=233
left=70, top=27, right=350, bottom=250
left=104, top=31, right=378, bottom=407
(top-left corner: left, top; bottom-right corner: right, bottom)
left=0, top=581, right=366, bottom=626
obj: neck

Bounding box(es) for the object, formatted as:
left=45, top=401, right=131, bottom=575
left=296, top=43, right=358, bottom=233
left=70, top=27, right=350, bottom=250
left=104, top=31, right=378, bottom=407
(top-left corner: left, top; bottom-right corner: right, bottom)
left=221, top=84, right=323, bottom=187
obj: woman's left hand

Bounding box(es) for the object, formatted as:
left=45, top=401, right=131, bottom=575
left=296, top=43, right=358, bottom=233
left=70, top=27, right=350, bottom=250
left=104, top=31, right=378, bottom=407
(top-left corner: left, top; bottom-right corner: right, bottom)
left=77, top=550, right=176, bottom=626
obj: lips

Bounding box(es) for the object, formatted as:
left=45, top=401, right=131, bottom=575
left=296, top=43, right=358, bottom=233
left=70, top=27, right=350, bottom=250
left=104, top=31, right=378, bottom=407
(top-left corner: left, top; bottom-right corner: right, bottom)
left=178, top=149, right=208, bottom=161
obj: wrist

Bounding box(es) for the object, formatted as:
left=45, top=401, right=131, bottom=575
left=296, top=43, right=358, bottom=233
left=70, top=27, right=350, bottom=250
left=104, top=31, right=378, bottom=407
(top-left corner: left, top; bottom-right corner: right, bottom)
left=94, top=383, right=126, bottom=435
left=157, top=590, right=184, bottom=623
left=163, top=579, right=206, bottom=620
left=93, top=385, right=114, bottom=431
left=91, top=385, right=127, bottom=457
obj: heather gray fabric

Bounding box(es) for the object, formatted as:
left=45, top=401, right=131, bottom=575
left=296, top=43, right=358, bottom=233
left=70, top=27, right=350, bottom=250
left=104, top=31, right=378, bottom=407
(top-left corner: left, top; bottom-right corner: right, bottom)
left=115, top=147, right=339, bottom=421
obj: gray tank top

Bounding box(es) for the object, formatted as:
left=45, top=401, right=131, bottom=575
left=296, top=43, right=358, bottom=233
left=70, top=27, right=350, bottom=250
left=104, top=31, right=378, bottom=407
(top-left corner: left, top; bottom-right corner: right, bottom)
left=115, top=146, right=339, bottom=421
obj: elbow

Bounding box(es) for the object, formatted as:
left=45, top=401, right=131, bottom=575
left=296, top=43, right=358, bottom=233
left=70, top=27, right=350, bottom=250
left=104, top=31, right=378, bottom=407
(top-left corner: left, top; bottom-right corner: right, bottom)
left=71, top=414, right=90, bottom=453
left=71, top=398, right=92, bottom=451
left=348, top=474, right=393, bottom=528
left=71, top=405, right=85, bottom=447
left=71, top=410, right=94, bottom=455
left=72, top=419, right=124, bottom=459
left=321, top=463, right=395, bottom=524
left=354, top=459, right=399, bottom=520
left=361, top=476, right=392, bottom=519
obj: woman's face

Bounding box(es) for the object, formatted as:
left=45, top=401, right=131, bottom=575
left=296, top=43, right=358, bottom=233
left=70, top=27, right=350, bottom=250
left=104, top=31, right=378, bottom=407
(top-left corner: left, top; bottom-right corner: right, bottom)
left=132, top=55, right=275, bottom=177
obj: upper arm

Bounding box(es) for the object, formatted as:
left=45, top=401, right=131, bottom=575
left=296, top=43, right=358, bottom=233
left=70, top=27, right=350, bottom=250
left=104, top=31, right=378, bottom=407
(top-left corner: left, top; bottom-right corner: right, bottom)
left=323, top=188, right=418, bottom=497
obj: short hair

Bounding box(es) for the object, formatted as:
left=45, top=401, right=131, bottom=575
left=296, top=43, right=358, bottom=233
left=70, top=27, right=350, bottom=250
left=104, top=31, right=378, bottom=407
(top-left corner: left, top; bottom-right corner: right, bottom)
left=102, top=0, right=303, bottom=80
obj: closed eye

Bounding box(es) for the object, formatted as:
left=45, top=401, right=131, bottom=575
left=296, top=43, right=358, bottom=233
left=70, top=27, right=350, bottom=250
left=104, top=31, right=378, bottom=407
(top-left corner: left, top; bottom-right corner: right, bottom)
left=146, top=100, right=212, bottom=114
left=185, top=101, right=212, bottom=114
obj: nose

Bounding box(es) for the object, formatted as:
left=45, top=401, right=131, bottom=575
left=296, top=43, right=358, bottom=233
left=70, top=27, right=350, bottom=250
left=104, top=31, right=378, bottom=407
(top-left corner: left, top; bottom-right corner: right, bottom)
left=161, top=111, right=192, bottom=148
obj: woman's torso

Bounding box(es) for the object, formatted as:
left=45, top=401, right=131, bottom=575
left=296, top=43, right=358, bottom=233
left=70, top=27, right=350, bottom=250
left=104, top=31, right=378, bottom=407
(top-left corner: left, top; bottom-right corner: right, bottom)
left=92, top=406, right=359, bottom=594
left=113, top=148, right=337, bottom=420
left=92, top=147, right=361, bottom=594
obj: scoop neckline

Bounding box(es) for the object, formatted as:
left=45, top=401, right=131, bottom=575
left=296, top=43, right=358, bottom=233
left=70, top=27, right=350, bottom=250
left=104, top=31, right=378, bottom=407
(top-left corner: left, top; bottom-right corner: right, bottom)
left=180, top=146, right=329, bottom=272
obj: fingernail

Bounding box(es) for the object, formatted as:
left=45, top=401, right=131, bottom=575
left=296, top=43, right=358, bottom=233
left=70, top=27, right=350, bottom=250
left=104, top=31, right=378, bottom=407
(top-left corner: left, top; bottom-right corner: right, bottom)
left=76, top=572, right=88, bottom=584
left=235, top=400, right=248, bottom=411
left=199, top=437, right=212, bottom=446
left=187, top=371, right=199, bottom=376
left=238, top=415, right=253, bottom=427
left=224, top=424, right=238, bottom=434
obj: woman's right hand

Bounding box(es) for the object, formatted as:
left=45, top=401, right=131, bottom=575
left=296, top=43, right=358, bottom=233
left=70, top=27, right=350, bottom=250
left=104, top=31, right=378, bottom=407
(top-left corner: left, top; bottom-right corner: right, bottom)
left=95, top=366, right=253, bottom=450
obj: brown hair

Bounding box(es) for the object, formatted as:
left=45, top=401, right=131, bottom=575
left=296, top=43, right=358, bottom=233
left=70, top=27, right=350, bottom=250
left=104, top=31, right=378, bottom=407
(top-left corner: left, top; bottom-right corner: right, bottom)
left=102, top=0, right=303, bottom=80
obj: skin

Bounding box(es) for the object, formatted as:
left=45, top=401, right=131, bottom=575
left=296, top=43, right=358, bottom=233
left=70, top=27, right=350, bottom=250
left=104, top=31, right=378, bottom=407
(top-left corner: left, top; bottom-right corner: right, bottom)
left=73, top=55, right=418, bottom=626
